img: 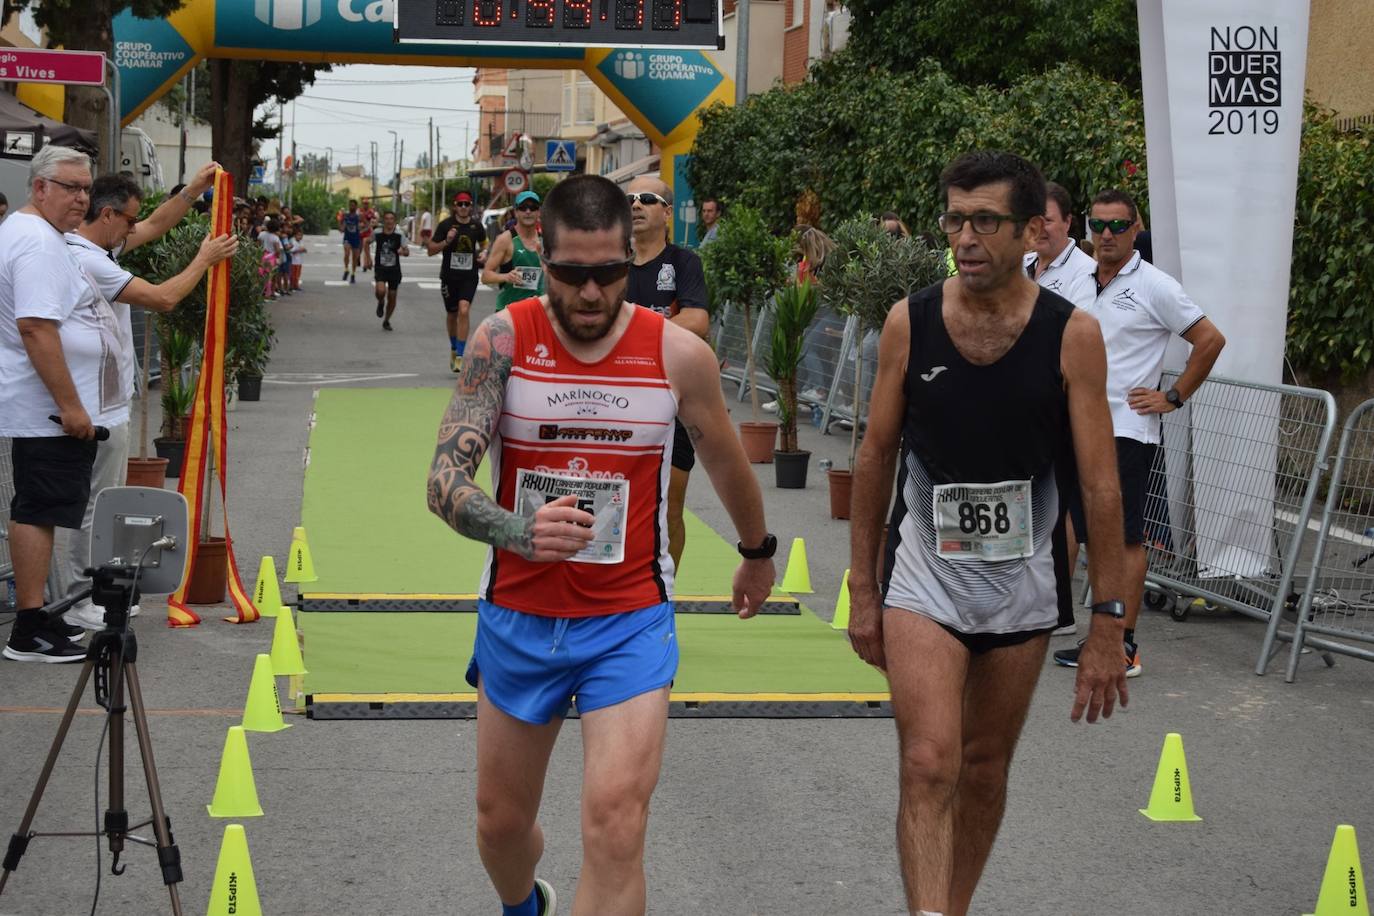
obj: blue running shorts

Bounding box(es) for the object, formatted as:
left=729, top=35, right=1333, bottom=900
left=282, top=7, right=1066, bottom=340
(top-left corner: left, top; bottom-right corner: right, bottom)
left=466, top=600, right=678, bottom=725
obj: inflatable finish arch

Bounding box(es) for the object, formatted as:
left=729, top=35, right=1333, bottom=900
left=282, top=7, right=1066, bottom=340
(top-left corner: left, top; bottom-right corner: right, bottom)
left=114, top=0, right=735, bottom=243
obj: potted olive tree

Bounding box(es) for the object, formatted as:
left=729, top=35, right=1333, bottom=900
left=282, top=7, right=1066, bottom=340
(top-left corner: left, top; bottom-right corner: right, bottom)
left=701, top=205, right=793, bottom=463
left=764, top=276, right=820, bottom=487
left=817, top=217, right=946, bottom=516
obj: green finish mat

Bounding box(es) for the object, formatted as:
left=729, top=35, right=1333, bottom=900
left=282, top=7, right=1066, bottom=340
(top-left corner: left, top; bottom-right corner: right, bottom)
left=298, top=389, right=888, bottom=706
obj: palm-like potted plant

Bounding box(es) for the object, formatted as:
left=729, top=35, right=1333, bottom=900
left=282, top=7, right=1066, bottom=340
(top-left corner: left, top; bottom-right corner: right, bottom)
left=764, top=276, right=820, bottom=487
left=153, top=323, right=196, bottom=477
left=817, top=217, right=947, bottom=516
left=228, top=306, right=277, bottom=402
left=701, top=205, right=793, bottom=462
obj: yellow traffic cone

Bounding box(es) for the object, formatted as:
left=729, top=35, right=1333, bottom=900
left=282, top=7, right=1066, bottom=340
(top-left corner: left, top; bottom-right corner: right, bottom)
left=207, top=726, right=264, bottom=818
left=1305, top=825, right=1369, bottom=916
left=1139, top=732, right=1202, bottom=822
left=780, top=537, right=813, bottom=594
left=252, top=556, right=282, bottom=619
left=284, top=526, right=317, bottom=583
left=242, top=654, right=290, bottom=733
left=270, top=606, right=307, bottom=677
left=831, top=569, right=851, bottom=630
left=207, top=824, right=263, bottom=916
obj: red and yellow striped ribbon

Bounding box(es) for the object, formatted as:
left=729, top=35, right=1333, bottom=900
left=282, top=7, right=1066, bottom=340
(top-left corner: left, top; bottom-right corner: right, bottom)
left=166, top=169, right=259, bottom=626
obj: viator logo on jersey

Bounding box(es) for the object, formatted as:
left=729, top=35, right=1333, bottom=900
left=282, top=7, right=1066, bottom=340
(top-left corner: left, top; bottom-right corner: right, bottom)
left=527, top=343, right=556, bottom=368
left=533, top=457, right=626, bottom=480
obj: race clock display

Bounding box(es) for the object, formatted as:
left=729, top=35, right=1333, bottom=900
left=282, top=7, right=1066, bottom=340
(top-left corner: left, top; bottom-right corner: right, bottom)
left=401, top=0, right=722, bottom=49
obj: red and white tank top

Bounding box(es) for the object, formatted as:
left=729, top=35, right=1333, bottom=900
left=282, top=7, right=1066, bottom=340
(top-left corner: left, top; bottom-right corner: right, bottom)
left=480, top=297, right=679, bottom=617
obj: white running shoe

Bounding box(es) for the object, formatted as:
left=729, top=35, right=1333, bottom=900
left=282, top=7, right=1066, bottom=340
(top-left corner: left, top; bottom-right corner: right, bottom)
left=62, top=601, right=107, bottom=631
left=534, top=878, right=557, bottom=915
left=1052, top=621, right=1078, bottom=637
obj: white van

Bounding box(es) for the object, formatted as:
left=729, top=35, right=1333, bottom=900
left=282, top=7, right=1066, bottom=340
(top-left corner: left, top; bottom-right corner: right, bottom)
left=118, top=127, right=164, bottom=192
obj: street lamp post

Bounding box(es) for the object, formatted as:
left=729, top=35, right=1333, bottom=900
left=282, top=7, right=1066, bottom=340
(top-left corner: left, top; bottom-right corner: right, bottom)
left=388, top=129, right=398, bottom=208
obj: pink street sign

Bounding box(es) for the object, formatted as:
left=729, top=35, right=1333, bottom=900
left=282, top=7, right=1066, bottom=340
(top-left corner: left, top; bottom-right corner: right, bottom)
left=0, top=48, right=106, bottom=87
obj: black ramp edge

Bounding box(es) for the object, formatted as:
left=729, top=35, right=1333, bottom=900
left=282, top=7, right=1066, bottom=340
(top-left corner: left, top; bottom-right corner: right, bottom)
left=307, top=697, right=891, bottom=720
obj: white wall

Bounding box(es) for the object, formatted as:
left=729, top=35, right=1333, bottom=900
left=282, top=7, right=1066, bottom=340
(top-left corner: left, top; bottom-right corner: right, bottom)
left=717, top=0, right=785, bottom=91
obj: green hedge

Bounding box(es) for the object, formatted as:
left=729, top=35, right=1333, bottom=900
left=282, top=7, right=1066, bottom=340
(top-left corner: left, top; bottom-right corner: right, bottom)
left=690, top=58, right=1373, bottom=380
left=689, top=59, right=1147, bottom=240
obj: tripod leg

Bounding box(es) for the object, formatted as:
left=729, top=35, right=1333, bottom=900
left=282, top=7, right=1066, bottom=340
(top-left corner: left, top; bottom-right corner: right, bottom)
left=105, top=644, right=127, bottom=875
left=122, top=664, right=184, bottom=916
left=0, top=659, right=97, bottom=894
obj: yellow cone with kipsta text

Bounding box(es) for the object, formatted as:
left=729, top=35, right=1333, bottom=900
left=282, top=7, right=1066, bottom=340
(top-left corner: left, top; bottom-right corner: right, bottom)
left=242, top=653, right=290, bottom=733
left=207, top=824, right=263, bottom=916
left=1305, top=825, right=1368, bottom=916
left=1139, top=732, right=1202, bottom=822
left=252, top=555, right=282, bottom=619
left=284, top=526, right=317, bottom=583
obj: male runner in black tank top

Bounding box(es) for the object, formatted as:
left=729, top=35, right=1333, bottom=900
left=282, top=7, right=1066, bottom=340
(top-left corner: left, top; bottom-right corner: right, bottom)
left=848, top=151, right=1131, bottom=916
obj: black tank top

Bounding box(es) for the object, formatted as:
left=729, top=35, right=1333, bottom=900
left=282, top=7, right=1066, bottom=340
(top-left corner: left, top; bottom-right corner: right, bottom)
left=901, top=282, right=1073, bottom=485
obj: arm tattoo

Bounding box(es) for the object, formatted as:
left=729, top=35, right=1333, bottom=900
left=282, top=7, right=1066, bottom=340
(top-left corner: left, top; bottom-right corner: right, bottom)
left=683, top=423, right=705, bottom=444
left=426, top=313, right=536, bottom=558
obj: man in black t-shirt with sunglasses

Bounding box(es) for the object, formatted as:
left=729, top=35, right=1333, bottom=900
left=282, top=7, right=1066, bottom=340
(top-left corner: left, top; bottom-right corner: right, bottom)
left=625, top=175, right=709, bottom=575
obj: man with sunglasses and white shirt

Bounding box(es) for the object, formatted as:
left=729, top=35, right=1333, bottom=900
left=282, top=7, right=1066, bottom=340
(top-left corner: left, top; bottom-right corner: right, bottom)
left=625, top=175, right=709, bottom=575
left=428, top=174, right=774, bottom=916
left=1052, top=188, right=1225, bottom=679
left=484, top=190, right=546, bottom=316
left=56, top=171, right=237, bottom=631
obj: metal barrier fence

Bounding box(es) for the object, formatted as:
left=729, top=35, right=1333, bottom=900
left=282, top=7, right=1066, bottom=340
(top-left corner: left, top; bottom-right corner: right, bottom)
left=1283, top=398, right=1374, bottom=681
left=712, top=304, right=874, bottom=432
left=1141, top=373, right=1337, bottom=675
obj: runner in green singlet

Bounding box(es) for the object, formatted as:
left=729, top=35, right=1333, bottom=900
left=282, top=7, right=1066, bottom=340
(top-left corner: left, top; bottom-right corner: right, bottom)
left=482, top=190, right=545, bottom=311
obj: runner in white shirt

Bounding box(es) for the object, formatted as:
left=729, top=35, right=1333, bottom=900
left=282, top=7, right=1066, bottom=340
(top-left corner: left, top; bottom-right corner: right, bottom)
left=1024, top=181, right=1096, bottom=312
left=59, top=172, right=237, bottom=630
left=1053, top=188, right=1225, bottom=679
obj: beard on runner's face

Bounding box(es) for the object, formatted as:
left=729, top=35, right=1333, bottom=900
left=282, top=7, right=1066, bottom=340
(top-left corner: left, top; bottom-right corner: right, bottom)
left=548, top=280, right=624, bottom=342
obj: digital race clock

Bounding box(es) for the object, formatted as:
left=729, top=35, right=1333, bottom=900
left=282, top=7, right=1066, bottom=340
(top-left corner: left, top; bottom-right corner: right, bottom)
left=397, top=0, right=723, bottom=49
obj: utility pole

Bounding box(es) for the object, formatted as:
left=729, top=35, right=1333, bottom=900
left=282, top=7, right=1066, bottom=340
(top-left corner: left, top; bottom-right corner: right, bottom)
left=275, top=97, right=284, bottom=199
left=428, top=117, right=435, bottom=219
left=397, top=138, right=405, bottom=214
left=370, top=141, right=378, bottom=202
left=437, top=128, right=445, bottom=209
left=288, top=99, right=297, bottom=209
left=177, top=72, right=188, bottom=185
left=735, top=0, right=750, bottom=104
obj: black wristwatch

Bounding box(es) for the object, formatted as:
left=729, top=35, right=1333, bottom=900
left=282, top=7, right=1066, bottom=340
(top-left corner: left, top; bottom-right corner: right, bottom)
left=1165, top=387, right=1184, bottom=409
left=737, top=533, right=778, bottom=560
left=1091, top=600, right=1126, bottom=619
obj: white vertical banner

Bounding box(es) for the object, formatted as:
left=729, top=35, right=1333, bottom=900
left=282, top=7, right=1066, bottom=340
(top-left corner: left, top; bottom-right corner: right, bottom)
left=1139, top=1, right=1310, bottom=579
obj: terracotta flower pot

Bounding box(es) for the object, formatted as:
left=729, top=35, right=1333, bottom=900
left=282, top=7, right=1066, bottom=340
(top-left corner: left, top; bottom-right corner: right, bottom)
left=184, top=536, right=228, bottom=605
left=125, top=456, right=169, bottom=488
left=828, top=467, right=853, bottom=519
left=738, top=421, right=779, bottom=464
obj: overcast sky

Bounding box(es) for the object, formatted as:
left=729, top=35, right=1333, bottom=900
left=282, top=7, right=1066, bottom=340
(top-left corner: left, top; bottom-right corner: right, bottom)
left=257, top=64, right=489, bottom=181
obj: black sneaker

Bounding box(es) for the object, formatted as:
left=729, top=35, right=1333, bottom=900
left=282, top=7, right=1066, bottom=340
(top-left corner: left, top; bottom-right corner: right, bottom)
left=382, top=320, right=392, bottom=331
left=341, top=270, right=349, bottom=281
left=376, top=300, right=384, bottom=318
left=47, top=616, right=87, bottom=643
left=4, top=624, right=86, bottom=663
left=1053, top=638, right=1142, bottom=678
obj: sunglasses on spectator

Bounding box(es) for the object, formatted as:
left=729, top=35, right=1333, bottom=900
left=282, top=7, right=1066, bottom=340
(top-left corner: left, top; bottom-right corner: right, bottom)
left=44, top=177, right=92, bottom=196
left=1088, top=217, right=1134, bottom=234
left=455, top=201, right=472, bottom=207
left=111, top=210, right=139, bottom=229
left=516, top=202, right=541, bottom=212
left=937, top=211, right=1020, bottom=235
left=542, top=257, right=632, bottom=287
left=627, top=192, right=668, bottom=207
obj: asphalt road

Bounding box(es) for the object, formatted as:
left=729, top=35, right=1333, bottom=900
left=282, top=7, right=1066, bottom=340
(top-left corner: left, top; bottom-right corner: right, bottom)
left=1, top=234, right=1371, bottom=915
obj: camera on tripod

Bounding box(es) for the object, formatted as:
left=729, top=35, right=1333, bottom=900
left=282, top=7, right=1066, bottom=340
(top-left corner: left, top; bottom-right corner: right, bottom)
left=84, top=485, right=191, bottom=629
left=1, top=486, right=194, bottom=914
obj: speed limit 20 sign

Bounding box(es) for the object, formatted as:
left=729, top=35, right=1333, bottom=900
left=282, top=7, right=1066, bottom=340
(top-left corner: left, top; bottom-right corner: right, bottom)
left=502, top=168, right=529, bottom=195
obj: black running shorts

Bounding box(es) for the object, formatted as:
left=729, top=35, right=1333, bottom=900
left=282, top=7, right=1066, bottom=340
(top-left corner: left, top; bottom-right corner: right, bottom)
left=1068, top=436, right=1158, bottom=546
left=10, top=435, right=98, bottom=529
left=375, top=269, right=402, bottom=291
left=442, top=273, right=480, bottom=313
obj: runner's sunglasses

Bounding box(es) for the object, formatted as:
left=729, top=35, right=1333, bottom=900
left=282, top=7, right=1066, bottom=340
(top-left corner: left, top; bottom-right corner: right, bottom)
left=627, top=192, right=669, bottom=207
left=542, top=257, right=633, bottom=287
left=1088, top=217, right=1135, bottom=234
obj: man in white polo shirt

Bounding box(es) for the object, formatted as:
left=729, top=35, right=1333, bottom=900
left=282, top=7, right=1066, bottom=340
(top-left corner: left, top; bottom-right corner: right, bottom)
left=1053, top=188, right=1225, bottom=679
left=1024, top=181, right=1095, bottom=311
left=57, top=172, right=237, bottom=630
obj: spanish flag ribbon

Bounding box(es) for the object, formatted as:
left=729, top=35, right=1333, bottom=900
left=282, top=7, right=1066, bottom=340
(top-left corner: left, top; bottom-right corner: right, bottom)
left=166, top=169, right=259, bottom=626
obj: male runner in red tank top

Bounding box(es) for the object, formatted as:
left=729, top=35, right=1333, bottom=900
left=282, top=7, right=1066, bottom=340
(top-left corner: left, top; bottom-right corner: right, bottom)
left=427, top=174, right=776, bottom=916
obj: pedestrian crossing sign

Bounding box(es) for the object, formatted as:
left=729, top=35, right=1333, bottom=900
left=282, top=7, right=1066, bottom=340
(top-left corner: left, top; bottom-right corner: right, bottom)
left=546, top=140, right=577, bottom=172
